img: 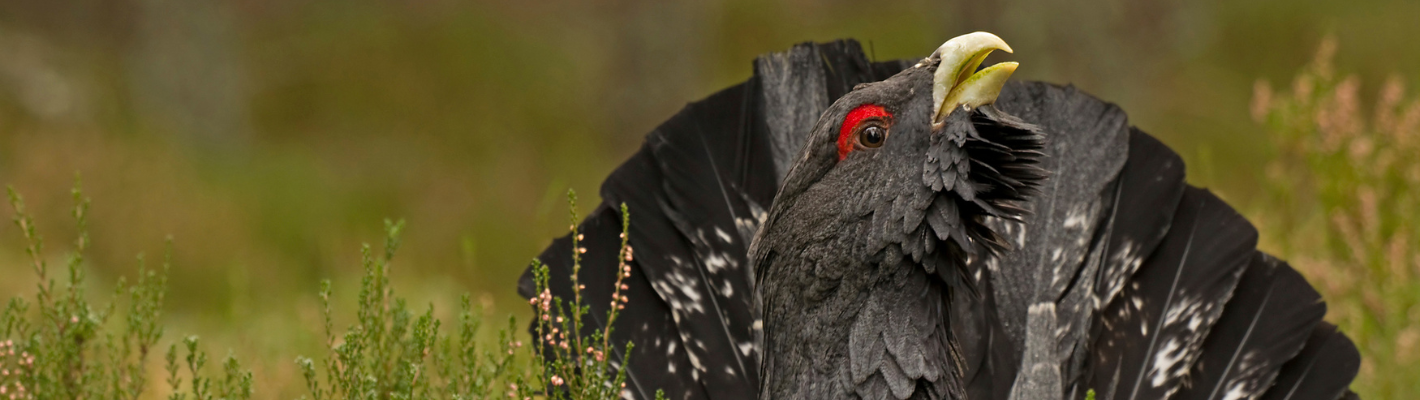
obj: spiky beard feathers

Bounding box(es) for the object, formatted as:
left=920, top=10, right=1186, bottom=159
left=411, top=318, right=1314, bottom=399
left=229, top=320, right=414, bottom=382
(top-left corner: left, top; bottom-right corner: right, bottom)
left=869, top=104, right=1046, bottom=281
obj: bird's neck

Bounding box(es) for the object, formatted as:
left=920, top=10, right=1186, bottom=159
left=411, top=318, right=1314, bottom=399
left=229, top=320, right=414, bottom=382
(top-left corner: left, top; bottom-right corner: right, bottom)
left=758, top=249, right=955, bottom=399
left=758, top=257, right=874, bottom=399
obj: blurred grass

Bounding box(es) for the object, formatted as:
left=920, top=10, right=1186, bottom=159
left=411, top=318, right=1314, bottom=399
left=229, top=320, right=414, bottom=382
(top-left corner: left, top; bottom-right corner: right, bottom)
left=0, top=0, right=1417, bottom=398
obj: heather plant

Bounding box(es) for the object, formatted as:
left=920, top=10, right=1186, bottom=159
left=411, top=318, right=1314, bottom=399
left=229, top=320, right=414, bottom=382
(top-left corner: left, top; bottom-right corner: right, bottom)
left=295, top=218, right=526, bottom=400
left=524, top=191, right=636, bottom=400
left=1, top=181, right=252, bottom=400
left=295, top=190, right=645, bottom=400
left=1251, top=36, right=1420, bottom=398
left=3, top=181, right=644, bottom=400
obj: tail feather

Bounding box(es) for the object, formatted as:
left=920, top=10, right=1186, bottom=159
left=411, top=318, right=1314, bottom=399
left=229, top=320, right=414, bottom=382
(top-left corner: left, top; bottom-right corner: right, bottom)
left=979, top=81, right=1135, bottom=400
left=1086, top=130, right=1187, bottom=316
left=1257, top=322, right=1361, bottom=400
left=1174, top=252, right=1326, bottom=400
left=983, top=82, right=1132, bottom=356
left=1059, top=129, right=1188, bottom=397
left=1086, top=187, right=1258, bottom=400
left=601, top=81, right=764, bottom=399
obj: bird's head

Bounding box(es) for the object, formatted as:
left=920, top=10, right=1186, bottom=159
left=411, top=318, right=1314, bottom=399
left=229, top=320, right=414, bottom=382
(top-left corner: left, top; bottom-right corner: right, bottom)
left=758, top=32, right=1046, bottom=273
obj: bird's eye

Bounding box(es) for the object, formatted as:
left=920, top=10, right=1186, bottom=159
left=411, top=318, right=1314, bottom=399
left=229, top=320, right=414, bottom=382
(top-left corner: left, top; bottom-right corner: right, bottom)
left=857, top=124, right=888, bottom=148
left=837, top=104, right=894, bottom=160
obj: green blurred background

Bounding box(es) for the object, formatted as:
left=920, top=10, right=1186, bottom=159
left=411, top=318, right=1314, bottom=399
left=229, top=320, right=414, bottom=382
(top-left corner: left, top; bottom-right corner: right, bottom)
left=1, top=0, right=1417, bottom=397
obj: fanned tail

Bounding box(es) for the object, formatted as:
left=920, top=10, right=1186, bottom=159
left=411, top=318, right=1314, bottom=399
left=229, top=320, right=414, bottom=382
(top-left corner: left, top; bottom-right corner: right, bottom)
left=992, top=97, right=1361, bottom=400
left=1171, top=252, right=1327, bottom=400
left=1087, top=187, right=1259, bottom=400
left=519, top=38, right=1363, bottom=400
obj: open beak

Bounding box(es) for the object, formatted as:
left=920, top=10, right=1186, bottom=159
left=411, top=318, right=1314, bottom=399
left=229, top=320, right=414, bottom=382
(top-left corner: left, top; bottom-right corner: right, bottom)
left=929, top=32, right=1019, bottom=127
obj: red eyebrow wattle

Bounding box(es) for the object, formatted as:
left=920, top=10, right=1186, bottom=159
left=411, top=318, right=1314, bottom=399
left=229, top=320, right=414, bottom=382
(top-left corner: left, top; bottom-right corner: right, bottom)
left=838, top=104, right=892, bottom=160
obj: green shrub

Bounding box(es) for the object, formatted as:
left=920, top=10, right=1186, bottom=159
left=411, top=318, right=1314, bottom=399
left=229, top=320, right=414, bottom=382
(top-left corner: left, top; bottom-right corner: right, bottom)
left=523, top=192, right=636, bottom=400
left=295, top=190, right=643, bottom=400
left=293, top=218, right=526, bottom=400
left=2, top=181, right=252, bottom=400
left=3, top=181, right=643, bottom=400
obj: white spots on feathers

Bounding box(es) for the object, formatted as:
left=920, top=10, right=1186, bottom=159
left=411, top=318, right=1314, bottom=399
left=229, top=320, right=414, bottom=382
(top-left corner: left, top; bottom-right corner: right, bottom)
left=1218, top=351, right=1267, bottom=400
left=651, top=269, right=707, bottom=315
left=704, top=252, right=729, bottom=273
left=1064, top=203, right=1097, bottom=248
left=714, top=226, right=734, bottom=244
left=735, top=217, right=760, bottom=243
left=738, top=341, right=755, bottom=357
left=685, top=341, right=703, bottom=379
left=690, top=227, right=741, bottom=274
left=1097, top=239, right=1142, bottom=308
left=1063, top=205, right=1091, bottom=229
left=735, top=200, right=768, bottom=245
left=1162, top=293, right=1211, bottom=331
left=1149, top=340, right=1188, bottom=388
left=1045, top=200, right=1102, bottom=295
left=1147, top=290, right=1220, bottom=390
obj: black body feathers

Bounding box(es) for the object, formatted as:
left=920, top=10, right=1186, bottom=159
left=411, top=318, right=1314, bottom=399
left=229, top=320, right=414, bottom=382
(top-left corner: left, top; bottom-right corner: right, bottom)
left=518, top=40, right=1360, bottom=400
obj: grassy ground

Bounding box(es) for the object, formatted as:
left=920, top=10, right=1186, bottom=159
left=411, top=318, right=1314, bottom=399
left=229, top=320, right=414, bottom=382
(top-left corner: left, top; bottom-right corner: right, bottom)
left=1, top=0, right=1418, bottom=398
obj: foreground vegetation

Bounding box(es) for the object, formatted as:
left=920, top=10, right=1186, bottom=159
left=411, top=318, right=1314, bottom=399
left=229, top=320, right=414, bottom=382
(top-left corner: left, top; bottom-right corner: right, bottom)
left=3, top=186, right=647, bottom=399
left=2, top=183, right=252, bottom=400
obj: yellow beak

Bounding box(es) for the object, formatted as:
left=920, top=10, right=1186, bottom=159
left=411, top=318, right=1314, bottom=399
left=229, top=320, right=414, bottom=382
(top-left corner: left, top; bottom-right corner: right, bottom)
left=930, top=32, right=1019, bottom=127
